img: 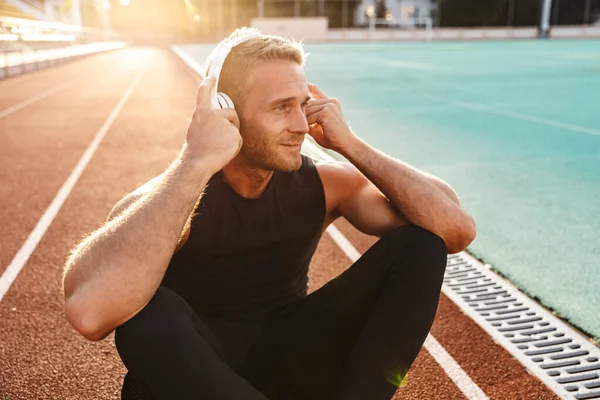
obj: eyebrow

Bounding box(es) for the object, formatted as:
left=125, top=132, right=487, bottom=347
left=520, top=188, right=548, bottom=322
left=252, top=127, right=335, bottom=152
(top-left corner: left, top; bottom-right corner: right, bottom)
left=267, top=95, right=311, bottom=107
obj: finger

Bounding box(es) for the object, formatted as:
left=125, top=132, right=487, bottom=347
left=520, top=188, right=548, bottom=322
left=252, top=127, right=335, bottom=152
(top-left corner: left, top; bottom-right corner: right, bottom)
left=304, top=104, right=326, bottom=117
left=196, top=76, right=216, bottom=111
left=215, top=108, right=241, bottom=129
left=308, top=83, right=328, bottom=100
left=306, top=109, right=324, bottom=125
left=305, top=102, right=337, bottom=117
left=306, top=98, right=338, bottom=107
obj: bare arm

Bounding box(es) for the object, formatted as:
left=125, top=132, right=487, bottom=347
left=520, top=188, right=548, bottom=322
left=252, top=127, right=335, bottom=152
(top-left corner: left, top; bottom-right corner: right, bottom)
left=339, top=137, right=475, bottom=254
left=63, top=76, right=242, bottom=342
left=305, top=82, right=475, bottom=254
left=62, top=149, right=210, bottom=341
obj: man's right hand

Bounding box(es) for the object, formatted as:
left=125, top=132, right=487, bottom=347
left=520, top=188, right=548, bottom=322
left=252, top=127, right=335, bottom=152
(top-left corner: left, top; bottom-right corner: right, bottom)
left=185, top=76, right=242, bottom=174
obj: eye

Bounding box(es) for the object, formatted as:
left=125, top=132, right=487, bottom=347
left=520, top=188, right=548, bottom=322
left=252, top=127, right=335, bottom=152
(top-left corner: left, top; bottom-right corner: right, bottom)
left=275, top=103, right=288, bottom=112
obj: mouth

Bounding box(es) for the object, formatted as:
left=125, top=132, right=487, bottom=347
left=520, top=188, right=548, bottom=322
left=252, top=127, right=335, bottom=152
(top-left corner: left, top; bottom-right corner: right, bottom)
left=281, top=143, right=303, bottom=151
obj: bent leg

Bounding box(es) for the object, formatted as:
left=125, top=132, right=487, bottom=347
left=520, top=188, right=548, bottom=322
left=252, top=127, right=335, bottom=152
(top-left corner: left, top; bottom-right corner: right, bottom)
left=114, top=286, right=268, bottom=400
left=243, top=224, right=448, bottom=400
left=334, top=225, right=448, bottom=399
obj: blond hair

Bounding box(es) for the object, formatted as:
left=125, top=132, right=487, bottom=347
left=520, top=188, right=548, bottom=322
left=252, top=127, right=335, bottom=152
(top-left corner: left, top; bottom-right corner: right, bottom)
left=204, top=27, right=306, bottom=106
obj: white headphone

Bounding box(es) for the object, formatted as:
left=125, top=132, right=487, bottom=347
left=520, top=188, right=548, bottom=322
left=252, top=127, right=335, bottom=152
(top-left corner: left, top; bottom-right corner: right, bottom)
left=206, top=33, right=262, bottom=110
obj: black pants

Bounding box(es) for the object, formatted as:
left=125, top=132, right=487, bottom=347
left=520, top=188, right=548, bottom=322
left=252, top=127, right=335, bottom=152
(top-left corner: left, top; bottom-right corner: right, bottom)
left=114, top=224, right=448, bottom=400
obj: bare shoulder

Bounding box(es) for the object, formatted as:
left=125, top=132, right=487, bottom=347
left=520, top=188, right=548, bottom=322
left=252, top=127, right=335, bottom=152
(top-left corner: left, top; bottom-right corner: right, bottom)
left=315, top=160, right=366, bottom=190
left=106, top=174, right=164, bottom=222
left=106, top=173, right=192, bottom=254
left=315, top=160, right=366, bottom=214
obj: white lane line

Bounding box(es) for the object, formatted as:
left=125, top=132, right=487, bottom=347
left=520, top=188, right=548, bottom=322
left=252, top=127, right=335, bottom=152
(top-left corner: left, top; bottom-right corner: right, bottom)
left=172, top=45, right=206, bottom=78
left=0, top=63, right=149, bottom=303
left=325, top=225, right=361, bottom=261
left=417, top=91, right=600, bottom=137
left=423, top=335, right=489, bottom=400
left=324, top=223, right=488, bottom=400
left=451, top=100, right=600, bottom=137
left=0, top=80, right=77, bottom=120
left=482, top=77, right=600, bottom=88
left=383, top=60, right=447, bottom=71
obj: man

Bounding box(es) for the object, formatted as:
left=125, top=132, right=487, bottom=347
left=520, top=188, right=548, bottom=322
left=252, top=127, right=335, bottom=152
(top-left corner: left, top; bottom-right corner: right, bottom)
left=62, top=28, right=475, bottom=400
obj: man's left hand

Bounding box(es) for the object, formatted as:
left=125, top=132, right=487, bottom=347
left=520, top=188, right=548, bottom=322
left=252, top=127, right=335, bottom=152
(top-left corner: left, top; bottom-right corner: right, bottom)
left=305, top=83, right=358, bottom=153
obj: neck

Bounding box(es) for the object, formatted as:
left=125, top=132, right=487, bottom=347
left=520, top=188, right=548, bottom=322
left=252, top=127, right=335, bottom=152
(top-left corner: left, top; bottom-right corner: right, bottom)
left=221, top=156, right=274, bottom=199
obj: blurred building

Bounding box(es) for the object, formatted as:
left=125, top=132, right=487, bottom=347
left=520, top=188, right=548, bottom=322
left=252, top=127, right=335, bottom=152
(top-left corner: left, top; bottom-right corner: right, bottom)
left=251, top=0, right=363, bottom=28
left=356, top=0, right=436, bottom=26
left=433, top=0, right=598, bottom=27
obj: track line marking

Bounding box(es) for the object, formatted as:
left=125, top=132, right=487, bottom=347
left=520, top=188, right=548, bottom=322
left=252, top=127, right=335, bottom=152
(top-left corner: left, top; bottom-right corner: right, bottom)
left=171, top=45, right=206, bottom=77
left=325, top=225, right=361, bottom=261
left=423, top=335, right=489, bottom=400
left=170, top=46, right=489, bottom=399
left=482, top=77, right=600, bottom=88
left=417, top=90, right=600, bottom=137
left=451, top=100, right=600, bottom=137
left=0, top=80, right=77, bottom=120
left=0, top=63, right=149, bottom=303
left=324, top=223, right=489, bottom=400
left=383, top=60, right=447, bottom=71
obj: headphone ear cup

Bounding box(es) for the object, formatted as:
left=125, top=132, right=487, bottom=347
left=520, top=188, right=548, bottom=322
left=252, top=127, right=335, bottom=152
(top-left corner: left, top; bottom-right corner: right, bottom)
left=216, top=92, right=235, bottom=110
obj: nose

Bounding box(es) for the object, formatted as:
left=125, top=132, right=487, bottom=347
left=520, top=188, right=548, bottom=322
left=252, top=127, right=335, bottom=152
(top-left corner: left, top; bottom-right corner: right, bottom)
left=290, top=105, right=309, bottom=134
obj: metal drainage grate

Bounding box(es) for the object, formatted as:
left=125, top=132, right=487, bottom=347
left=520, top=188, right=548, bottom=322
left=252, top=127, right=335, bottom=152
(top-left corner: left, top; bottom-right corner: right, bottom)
left=442, top=251, right=600, bottom=400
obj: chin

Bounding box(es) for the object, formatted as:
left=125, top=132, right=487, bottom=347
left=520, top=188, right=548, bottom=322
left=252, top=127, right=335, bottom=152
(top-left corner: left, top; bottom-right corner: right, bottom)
left=274, top=152, right=303, bottom=172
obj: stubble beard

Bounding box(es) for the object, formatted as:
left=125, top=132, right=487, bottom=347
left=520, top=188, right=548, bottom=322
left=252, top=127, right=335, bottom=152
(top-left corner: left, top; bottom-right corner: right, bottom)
left=240, top=139, right=302, bottom=172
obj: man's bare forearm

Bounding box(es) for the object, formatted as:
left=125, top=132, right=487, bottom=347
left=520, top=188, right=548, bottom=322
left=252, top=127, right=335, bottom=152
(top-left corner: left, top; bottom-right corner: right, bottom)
left=63, top=147, right=211, bottom=339
left=339, top=136, right=475, bottom=252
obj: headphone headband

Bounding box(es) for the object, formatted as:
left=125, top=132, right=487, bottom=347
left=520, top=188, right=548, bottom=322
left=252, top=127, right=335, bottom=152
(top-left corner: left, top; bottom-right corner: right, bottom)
left=207, top=33, right=262, bottom=109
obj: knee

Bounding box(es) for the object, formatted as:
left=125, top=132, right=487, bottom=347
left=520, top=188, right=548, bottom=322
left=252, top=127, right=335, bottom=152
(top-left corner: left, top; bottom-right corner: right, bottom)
left=378, top=225, right=448, bottom=291
left=382, top=224, right=447, bottom=262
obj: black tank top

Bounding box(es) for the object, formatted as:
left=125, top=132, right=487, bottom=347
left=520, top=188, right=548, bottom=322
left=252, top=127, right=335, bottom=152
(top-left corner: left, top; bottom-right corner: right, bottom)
left=161, top=155, right=326, bottom=322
